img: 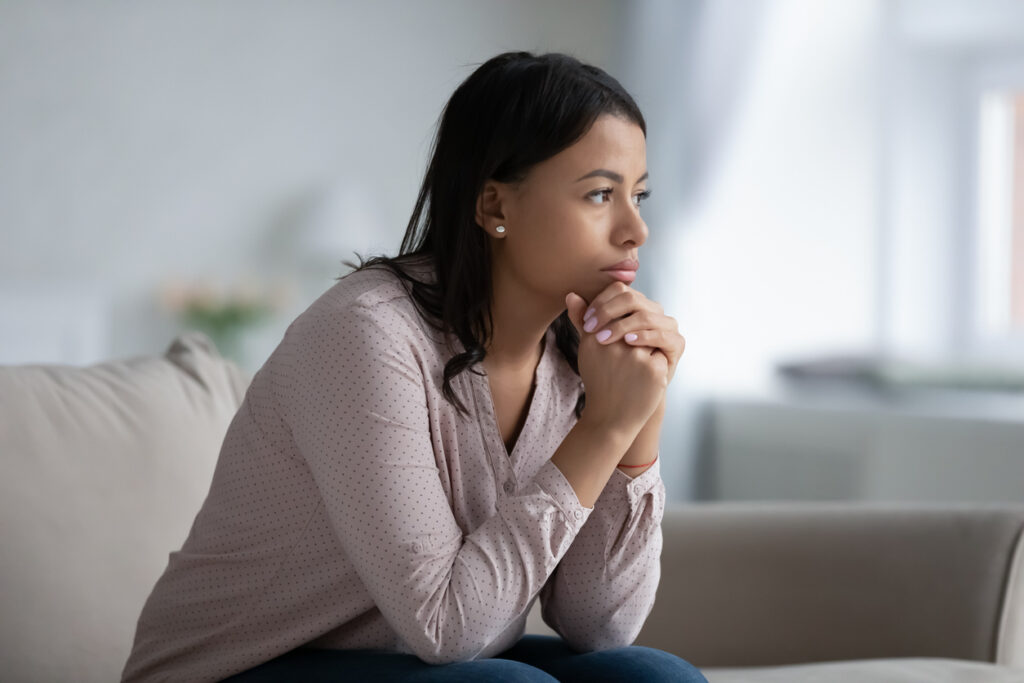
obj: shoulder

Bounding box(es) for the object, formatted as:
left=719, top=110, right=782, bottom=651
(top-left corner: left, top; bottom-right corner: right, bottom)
left=295, top=259, right=439, bottom=340
left=265, top=258, right=452, bottom=386
left=265, top=260, right=444, bottom=404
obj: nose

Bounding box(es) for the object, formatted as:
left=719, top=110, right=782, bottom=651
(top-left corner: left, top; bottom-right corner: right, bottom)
left=615, top=201, right=648, bottom=248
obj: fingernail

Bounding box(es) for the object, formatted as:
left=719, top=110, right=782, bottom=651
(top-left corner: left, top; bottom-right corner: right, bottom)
left=625, top=333, right=638, bottom=342
left=584, top=317, right=598, bottom=333
left=584, top=307, right=596, bottom=321
left=596, top=329, right=611, bottom=343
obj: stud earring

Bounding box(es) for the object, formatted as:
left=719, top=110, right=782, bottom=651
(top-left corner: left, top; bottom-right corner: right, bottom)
left=495, top=225, right=506, bottom=233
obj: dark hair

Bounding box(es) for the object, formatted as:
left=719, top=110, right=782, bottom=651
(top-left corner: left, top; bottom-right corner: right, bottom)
left=341, top=51, right=646, bottom=417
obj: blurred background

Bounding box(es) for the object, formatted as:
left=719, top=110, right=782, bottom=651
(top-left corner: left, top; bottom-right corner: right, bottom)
left=2, top=0, right=1023, bottom=504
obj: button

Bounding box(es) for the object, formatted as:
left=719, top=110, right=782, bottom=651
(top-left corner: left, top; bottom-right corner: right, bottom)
left=503, top=480, right=514, bottom=494
left=573, top=509, right=583, bottom=520
left=412, top=543, right=422, bottom=553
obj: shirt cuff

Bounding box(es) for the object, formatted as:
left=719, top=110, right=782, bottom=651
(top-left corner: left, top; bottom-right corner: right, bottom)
left=534, top=459, right=594, bottom=532
left=604, top=452, right=662, bottom=507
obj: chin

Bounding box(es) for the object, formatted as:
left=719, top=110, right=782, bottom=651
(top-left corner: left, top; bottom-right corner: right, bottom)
left=577, top=280, right=611, bottom=304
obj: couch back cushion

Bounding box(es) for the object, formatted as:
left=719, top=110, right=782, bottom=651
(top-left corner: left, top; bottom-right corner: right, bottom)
left=640, top=501, right=1024, bottom=667
left=0, top=332, right=250, bottom=682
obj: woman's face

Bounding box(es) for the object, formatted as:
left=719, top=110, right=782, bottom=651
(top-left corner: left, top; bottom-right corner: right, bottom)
left=487, top=113, right=650, bottom=306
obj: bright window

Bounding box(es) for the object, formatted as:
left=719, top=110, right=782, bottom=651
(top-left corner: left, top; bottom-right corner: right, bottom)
left=976, top=90, right=1024, bottom=344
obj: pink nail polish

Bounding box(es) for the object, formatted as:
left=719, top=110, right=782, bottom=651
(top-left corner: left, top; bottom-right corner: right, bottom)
left=584, top=307, right=596, bottom=321
left=596, top=329, right=611, bottom=343
left=584, top=317, right=598, bottom=333
left=625, top=333, right=638, bottom=342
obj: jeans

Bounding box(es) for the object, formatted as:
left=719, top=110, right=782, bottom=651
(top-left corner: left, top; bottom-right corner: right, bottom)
left=222, top=634, right=708, bottom=682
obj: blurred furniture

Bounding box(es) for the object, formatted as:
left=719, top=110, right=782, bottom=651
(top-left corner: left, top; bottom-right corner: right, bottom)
left=616, top=502, right=1024, bottom=681
left=2, top=333, right=1023, bottom=682
left=0, top=332, right=248, bottom=682
left=697, top=384, right=1024, bottom=503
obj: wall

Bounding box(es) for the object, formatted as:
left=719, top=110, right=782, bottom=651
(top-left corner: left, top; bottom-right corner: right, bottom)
left=0, top=0, right=619, bottom=368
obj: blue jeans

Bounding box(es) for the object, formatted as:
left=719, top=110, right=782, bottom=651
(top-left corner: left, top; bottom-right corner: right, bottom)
left=222, top=634, right=708, bottom=682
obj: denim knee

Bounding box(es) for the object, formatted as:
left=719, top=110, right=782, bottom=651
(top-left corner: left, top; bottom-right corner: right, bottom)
left=586, top=645, right=708, bottom=683
left=407, top=657, right=559, bottom=683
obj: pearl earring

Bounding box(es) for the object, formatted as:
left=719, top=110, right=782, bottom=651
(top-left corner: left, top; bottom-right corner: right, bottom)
left=495, top=225, right=506, bottom=233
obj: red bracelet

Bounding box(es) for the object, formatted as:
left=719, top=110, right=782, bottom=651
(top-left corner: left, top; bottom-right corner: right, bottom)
left=616, top=453, right=659, bottom=468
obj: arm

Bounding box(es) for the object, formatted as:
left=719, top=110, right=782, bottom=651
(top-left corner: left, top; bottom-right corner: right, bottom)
left=272, top=301, right=625, bottom=664
left=539, top=405, right=666, bottom=651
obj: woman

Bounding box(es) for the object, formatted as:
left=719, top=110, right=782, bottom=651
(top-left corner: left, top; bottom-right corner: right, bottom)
left=122, top=50, right=701, bottom=682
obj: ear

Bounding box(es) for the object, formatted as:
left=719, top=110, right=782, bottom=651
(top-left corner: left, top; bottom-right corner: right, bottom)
left=475, top=179, right=510, bottom=236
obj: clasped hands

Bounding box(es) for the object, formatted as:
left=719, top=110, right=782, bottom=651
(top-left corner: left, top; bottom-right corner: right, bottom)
left=574, top=281, right=685, bottom=385
left=569, top=278, right=688, bottom=382
left=565, top=282, right=686, bottom=469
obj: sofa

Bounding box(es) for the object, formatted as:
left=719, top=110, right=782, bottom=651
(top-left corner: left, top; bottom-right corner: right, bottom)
left=2, top=331, right=1023, bottom=682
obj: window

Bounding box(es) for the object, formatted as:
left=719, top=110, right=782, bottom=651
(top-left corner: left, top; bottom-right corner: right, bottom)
left=976, top=90, right=1024, bottom=344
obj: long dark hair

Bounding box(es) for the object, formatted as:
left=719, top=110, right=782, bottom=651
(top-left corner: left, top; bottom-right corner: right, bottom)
left=341, top=51, right=646, bottom=417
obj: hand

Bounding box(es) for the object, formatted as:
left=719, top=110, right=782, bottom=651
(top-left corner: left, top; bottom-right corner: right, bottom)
left=564, top=290, right=668, bottom=437
left=578, top=281, right=685, bottom=385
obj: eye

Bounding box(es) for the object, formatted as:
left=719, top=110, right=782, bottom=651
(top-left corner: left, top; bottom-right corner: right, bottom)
left=633, top=189, right=652, bottom=208
left=586, top=188, right=614, bottom=204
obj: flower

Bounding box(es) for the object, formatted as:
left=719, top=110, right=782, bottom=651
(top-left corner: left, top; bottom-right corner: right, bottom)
left=157, top=276, right=293, bottom=359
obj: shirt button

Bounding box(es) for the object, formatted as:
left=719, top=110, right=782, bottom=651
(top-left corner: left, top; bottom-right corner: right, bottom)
left=412, top=543, right=422, bottom=553
left=503, top=480, right=514, bottom=494
left=573, top=509, right=583, bottom=520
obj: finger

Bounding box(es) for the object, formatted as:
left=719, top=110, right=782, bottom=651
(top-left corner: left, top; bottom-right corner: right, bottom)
left=583, top=281, right=635, bottom=324
left=621, top=329, right=685, bottom=374
left=564, top=292, right=590, bottom=336
left=583, top=287, right=657, bottom=335
left=620, top=327, right=666, bottom=348
left=592, top=310, right=658, bottom=345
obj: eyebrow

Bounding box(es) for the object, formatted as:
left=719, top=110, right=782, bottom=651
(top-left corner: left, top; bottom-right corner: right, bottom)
left=575, top=169, right=649, bottom=184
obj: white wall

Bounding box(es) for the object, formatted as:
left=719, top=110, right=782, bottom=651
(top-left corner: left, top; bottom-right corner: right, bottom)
left=0, top=0, right=620, bottom=368
left=619, top=0, right=884, bottom=498
left=624, top=0, right=884, bottom=396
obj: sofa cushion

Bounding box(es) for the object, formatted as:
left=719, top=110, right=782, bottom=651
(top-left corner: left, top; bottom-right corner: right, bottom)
left=0, top=332, right=250, bottom=683
left=704, top=657, right=1024, bottom=682
left=641, top=501, right=1024, bottom=667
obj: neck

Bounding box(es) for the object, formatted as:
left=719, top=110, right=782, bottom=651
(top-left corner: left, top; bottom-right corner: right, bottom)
left=483, top=259, right=560, bottom=376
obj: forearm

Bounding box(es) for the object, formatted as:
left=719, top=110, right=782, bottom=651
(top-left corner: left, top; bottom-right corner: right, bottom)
left=616, top=395, right=665, bottom=477
left=550, top=414, right=638, bottom=508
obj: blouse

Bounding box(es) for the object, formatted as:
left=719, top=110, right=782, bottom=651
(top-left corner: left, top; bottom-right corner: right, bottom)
left=121, top=258, right=665, bottom=682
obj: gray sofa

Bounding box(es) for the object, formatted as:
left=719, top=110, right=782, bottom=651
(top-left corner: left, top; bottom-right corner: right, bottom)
left=2, top=331, right=1023, bottom=682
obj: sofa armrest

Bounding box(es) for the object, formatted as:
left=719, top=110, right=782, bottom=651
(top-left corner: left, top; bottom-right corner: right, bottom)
left=635, top=501, right=1024, bottom=668
left=998, top=520, right=1024, bottom=668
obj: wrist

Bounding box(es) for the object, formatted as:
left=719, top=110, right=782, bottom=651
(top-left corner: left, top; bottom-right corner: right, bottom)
left=615, top=453, right=657, bottom=478
left=576, top=413, right=638, bottom=456
left=616, top=399, right=664, bottom=472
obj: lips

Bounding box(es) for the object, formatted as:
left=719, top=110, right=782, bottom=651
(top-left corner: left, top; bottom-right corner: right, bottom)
left=601, top=258, right=639, bottom=272
left=605, top=270, right=637, bottom=283
left=601, top=258, right=638, bottom=284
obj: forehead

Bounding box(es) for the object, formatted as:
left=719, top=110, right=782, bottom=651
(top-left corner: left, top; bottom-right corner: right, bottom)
left=543, top=114, right=646, bottom=175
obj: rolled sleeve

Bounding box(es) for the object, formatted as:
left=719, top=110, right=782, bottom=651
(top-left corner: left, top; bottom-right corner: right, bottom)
left=605, top=452, right=663, bottom=507
left=533, top=459, right=594, bottom=533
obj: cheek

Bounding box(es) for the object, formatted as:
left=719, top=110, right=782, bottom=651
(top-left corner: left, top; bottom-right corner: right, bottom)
left=529, top=200, right=597, bottom=250
left=510, top=197, right=607, bottom=293
left=519, top=193, right=575, bottom=231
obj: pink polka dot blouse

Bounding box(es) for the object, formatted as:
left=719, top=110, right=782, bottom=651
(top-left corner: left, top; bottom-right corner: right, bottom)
left=121, top=260, right=665, bottom=682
